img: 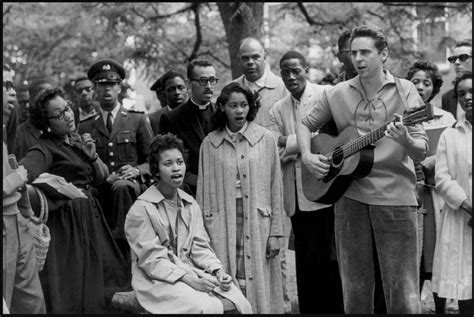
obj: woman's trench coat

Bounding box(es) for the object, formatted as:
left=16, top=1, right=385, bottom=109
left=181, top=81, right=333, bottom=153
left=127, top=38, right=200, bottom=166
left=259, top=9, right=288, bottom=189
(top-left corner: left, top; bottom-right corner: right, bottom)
left=197, top=122, right=285, bottom=313
left=124, top=186, right=252, bottom=314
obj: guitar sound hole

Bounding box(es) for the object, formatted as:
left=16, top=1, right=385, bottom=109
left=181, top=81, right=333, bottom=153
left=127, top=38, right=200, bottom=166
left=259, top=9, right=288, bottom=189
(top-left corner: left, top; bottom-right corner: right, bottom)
left=332, top=147, right=344, bottom=166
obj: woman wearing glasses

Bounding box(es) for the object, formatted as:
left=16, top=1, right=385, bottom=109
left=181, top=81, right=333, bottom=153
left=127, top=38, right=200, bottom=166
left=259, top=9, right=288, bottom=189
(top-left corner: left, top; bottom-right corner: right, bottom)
left=20, top=88, right=130, bottom=313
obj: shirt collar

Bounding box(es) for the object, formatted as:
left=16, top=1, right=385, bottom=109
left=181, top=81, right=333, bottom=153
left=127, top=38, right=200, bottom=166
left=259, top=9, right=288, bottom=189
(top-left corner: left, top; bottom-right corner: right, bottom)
left=190, top=97, right=211, bottom=110
left=348, top=69, right=395, bottom=95
left=138, top=185, right=194, bottom=205
left=100, top=102, right=121, bottom=121
left=225, top=121, right=248, bottom=141
left=209, top=121, right=264, bottom=148
left=243, top=69, right=268, bottom=89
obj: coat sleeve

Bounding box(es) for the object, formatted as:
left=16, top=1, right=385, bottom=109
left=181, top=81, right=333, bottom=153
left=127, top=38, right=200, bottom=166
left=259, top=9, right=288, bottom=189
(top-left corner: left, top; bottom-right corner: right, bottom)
left=136, top=114, right=153, bottom=173
left=20, top=146, right=53, bottom=183
left=268, top=104, right=299, bottom=165
left=124, top=201, right=188, bottom=283
left=268, top=134, right=284, bottom=238
left=188, top=201, right=222, bottom=274
left=435, top=131, right=468, bottom=210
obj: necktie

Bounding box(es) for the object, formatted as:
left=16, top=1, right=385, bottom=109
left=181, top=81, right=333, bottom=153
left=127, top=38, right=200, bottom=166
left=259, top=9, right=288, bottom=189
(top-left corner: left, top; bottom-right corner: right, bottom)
left=106, top=112, right=113, bottom=133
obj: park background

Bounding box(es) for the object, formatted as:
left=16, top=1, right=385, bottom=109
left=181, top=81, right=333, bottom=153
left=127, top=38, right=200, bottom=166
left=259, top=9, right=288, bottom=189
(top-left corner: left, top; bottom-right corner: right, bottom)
left=3, top=2, right=472, bottom=113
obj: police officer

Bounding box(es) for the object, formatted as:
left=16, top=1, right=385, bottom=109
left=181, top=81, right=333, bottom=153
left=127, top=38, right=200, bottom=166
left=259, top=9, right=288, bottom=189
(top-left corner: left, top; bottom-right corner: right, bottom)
left=78, top=59, right=153, bottom=258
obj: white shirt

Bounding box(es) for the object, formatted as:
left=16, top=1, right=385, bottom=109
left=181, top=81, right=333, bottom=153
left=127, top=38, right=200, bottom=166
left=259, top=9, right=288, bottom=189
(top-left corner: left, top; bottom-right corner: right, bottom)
left=100, top=103, right=121, bottom=127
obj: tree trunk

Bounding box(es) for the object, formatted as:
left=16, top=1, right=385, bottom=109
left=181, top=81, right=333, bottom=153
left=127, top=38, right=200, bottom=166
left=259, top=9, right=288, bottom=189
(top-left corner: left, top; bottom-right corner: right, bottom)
left=217, top=2, right=264, bottom=79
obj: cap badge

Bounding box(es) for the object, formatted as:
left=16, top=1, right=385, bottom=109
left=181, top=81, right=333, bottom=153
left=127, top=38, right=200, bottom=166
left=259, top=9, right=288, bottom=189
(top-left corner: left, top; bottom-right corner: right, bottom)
left=102, top=64, right=111, bottom=70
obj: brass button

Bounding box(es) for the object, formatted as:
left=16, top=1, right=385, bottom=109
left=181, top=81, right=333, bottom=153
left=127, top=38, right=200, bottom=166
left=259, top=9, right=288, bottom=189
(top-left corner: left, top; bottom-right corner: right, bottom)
left=108, top=142, right=113, bottom=147
left=241, top=155, right=245, bottom=159
left=110, top=162, right=115, bottom=166
left=109, top=152, right=114, bottom=156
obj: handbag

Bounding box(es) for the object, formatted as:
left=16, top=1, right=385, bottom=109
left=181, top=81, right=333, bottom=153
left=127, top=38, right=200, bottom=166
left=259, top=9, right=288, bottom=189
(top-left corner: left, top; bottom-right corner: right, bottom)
left=26, top=186, right=51, bottom=272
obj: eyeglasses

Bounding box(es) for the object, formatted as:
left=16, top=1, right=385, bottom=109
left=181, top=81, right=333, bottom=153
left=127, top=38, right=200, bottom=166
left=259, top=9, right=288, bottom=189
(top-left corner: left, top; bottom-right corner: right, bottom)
left=190, top=77, right=219, bottom=86
left=48, top=102, right=73, bottom=121
left=2, top=81, right=16, bottom=91
left=447, top=54, right=472, bottom=63
left=75, top=86, right=93, bottom=94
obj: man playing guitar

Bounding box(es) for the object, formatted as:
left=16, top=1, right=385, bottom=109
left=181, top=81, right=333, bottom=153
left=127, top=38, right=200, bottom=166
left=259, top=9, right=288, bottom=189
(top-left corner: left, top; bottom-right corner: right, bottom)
left=296, top=25, right=428, bottom=314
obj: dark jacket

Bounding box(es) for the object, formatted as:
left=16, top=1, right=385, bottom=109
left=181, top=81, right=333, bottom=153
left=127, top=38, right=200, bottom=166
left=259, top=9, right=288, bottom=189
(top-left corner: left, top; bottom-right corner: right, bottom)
left=441, top=88, right=457, bottom=118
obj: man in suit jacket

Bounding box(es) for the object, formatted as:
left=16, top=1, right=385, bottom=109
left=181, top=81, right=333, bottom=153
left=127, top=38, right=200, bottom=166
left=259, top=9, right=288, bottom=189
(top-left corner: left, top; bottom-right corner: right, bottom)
left=441, top=39, right=472, bottom=120
left=268, top=51, right=343, bottom=314
left=232, top=37, right=288, bottom=128
left=78, top=59, right=153, bottom=259
left=148, top=70, right=188, bottom=135
left=159, top=59, right=217, bottom=196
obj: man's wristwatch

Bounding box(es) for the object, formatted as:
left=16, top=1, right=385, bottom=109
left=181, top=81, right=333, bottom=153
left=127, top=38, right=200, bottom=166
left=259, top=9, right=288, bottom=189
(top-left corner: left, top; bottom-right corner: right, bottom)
left=89, top=153, right=99, bottom=163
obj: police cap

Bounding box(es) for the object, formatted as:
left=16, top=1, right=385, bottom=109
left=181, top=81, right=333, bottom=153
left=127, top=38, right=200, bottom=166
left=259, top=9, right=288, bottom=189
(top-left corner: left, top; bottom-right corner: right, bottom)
left=150, top=74, right=165, bottom=92
left=88, top=59, right=126, bottom=83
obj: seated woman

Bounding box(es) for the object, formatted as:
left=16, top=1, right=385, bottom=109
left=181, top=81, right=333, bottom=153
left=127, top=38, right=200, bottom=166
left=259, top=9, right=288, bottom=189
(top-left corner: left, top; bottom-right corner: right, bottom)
left=124, top=133, right=252, bottom=314
left=20, top=88, right=130, bottom=313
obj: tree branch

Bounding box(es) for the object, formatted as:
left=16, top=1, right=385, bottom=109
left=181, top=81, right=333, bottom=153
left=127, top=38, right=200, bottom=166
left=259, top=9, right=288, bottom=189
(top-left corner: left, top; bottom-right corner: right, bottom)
left=134, top=4, right=194, bottom=21
left=188, top=3, right=202, bottom=62
left=383, top=2, right=460, bottom=9
left=199, top=51, right=230, bottom=69
left=297, top=2, right=319, bottom=26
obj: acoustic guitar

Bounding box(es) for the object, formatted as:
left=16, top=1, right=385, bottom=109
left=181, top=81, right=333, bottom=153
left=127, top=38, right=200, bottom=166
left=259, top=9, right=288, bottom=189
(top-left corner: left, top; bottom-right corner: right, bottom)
left=301, top=103, right=433, bottom=204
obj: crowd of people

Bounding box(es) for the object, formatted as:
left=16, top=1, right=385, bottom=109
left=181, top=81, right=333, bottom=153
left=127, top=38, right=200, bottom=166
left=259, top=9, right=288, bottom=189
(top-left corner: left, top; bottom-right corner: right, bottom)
left=2, top=24, right=472, bottom=314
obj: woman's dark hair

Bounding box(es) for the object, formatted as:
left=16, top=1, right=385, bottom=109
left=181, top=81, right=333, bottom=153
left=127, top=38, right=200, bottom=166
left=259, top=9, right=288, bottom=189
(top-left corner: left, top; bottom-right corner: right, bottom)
left=405, top=60, right=443, bottom=102
left=211, top=82, right=261, bottom=131
left=149, top=133, right=187, bottom=179
left=453, top=71, right=472, bottom=99
left=29, top=88, right=65, bottom=131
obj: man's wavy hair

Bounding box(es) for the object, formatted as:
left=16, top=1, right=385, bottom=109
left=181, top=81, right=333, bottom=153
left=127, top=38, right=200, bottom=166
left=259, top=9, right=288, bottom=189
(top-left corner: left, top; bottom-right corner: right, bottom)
left=405, top=60, right=444, bottom=102
left=149, top=133, right=188, bottom=180
left=211, top=82, right=261, bottom=131
left=29, top=88, right=65, bottom=132
left=453, top=71, right=472, bottom=99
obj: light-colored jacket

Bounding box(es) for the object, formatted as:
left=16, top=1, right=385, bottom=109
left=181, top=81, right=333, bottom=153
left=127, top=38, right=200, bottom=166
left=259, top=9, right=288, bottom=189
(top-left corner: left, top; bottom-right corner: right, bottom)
left=197, top=122, right=285, bottom=313
left=233, top=71, right=288, bottom=128
left=124, top=186, right=252, bottom=314
left=432, top=119, right=472, bottom=299
left=269, top=82, right=332, bottom=216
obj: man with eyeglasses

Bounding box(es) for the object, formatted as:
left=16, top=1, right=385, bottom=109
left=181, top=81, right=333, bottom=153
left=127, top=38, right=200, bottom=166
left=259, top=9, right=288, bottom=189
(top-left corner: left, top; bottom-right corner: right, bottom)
left=159, top=59, right=217, bottom=196
left=442, top=39, right=472, bottom=120
left=73, top=76, right=100, bottom=123
left=334, top=30, right=358, bottom=85
left=148, top=70, right=188, bottom=135
left=78, top=59, right=153, bottom=260
left=232, top=37, right=288, bottom=129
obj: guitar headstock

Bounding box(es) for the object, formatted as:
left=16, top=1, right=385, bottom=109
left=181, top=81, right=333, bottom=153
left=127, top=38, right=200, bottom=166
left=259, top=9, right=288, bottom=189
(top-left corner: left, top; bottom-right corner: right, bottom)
left=402, top=103, right=434, bottom=126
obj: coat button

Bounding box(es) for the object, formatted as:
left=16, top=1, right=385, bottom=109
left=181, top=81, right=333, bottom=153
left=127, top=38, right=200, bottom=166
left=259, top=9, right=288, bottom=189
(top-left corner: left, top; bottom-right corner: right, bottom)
left=108, top=142, right=113, bottom=147
left=246, top=235, right=250, bottom=239
left=110, top=161, right=115, bottom=166
left=241, top=154, right=245, bottom=159
left=246, top=255, right=251, bottom=259
left=244, top=194, right=248, bottom=199
left=245, top=216, right=248, bottom=220
left=248, top=277, right=253, bottom=281
left=109, top=152, right=114, bottom=156
left=242, top=174, right=247, bottom=178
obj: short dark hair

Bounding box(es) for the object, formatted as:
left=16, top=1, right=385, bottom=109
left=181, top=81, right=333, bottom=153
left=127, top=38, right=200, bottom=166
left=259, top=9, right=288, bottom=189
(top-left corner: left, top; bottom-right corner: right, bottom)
left=74, top=76, right=92, bottom=87
left=350, top=25, right=388, bottom=53
left=212, top=82, right=260, bottom=131
left=279, top=51, right=307, bottom=68
left=29, top=88, right=65, bottom=131
left=405, top=60, right=443, bottom=102
left=338, top=30, right=352, bottom=51
left=161, top=70, right=186, bottom=89
left=187, top=59, right=213, bottom=80
left=455, top=39, right=472, bottom=48
left=453, top=71, right=472, bottom=99
left=28, top=78, right=55, bottom=97
left=149, top=133, right=187, bottom=180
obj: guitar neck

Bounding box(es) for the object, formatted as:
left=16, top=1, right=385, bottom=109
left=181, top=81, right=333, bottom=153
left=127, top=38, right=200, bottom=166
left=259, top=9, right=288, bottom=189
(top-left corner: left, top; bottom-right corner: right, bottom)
left=343, top=123, right=389, bottom=158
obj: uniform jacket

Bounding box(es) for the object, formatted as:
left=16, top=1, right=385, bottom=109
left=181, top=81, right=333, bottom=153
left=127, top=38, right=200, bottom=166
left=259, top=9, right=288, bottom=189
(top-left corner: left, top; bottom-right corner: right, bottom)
left=441, top=88, right=457, bottom=118
left=124, top=186, right=252, bottom=314
left=233, top=71, right=288, bottom=128
left=78, top=105, right=153, bottom=176
left=148, top=106, right=169, bottom=136
left=196, top=122, right=284, bottom=313
left=269, top=82, right=332, bottom=216
left=159, top=99, right=214, bottom=191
